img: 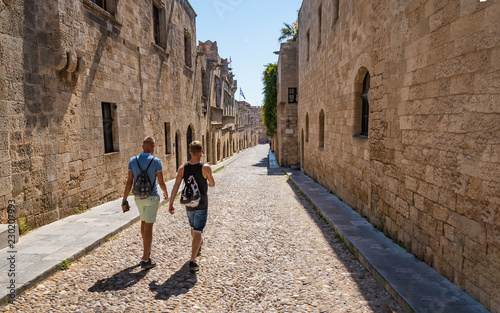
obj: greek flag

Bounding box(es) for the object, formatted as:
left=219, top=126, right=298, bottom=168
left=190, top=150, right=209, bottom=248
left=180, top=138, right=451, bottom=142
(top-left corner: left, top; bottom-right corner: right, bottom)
left=240, top=88, right=246, bottom=100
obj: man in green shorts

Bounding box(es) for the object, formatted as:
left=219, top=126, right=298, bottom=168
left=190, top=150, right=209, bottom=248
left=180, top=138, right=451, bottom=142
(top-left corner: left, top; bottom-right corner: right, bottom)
left=122, top=136, right=168, bottom=269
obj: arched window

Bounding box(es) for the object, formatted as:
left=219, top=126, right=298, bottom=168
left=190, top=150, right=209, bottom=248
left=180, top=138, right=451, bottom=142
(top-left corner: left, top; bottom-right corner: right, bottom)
left=319, top=109, right=325, bottom=148
left=354, top=68, right=370, bottom=137
left=361, top=73, right=370, bottom=137
left=306, top=113, right=309, bottom=142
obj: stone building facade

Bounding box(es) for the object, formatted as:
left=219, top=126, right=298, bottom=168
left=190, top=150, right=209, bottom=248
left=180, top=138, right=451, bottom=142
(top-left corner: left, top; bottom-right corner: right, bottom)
left=276, top=0, right=500, bottom=311
left=197, top=40, right=263, bottom=165
left=237, top=101, right=266, bottom=149
left=275, top=41, right=299, bottom=168
left=0, top=0, right=261, bottom=229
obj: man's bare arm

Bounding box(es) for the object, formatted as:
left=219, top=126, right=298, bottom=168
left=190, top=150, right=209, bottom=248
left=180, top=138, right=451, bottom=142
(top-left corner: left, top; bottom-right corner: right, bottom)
left=156, top=172, right=169, bottom=200
left=203, top=164, right=215, bottom=187
left=168, top=165, right=184, bottom=214
left=122, top=171, right=134, bottom=212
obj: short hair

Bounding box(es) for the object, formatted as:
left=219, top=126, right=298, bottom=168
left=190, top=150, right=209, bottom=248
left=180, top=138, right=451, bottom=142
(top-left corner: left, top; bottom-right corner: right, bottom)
left=143, top=136, right=155, bottom=146
left=189, top=140, right=203, bottom=154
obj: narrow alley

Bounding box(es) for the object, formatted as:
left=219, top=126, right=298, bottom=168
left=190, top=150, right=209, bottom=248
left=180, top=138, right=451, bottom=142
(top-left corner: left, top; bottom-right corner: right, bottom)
left=4, top=145, right=401, bottom=312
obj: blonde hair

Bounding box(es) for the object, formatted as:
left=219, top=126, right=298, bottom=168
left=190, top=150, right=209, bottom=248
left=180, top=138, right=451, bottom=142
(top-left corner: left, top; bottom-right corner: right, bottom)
left=189, top=140, right=203, bottom=154
left=143, top=136, right=155, bottom=146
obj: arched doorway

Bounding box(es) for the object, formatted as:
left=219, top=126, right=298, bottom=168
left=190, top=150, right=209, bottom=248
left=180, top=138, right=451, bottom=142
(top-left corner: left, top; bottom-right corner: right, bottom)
left=301, top=129, right=304, bottom=168
left=186, top=125, right=193, bottom=161
left=206, top=131, right=210, bottom=163
left=217, top=139, right=221, bottom=162
left=175, top=131, right=180, bottom=170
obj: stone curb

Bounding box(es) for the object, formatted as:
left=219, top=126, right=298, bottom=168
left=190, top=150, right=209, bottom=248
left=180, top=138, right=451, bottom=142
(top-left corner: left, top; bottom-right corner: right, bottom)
left=284, top=168, right=489, bottom=313
left=0, top=147, right=254, bottom=306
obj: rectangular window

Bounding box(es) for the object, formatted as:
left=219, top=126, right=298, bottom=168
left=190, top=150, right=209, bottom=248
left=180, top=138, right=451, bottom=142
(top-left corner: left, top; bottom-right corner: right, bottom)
left=93, top=0, right=106, bottom=10
left=184, top=33, right=192, bottom=68
left=202, top=69, right=208, bottom=98
left=153, top=5, right=161, bottom=46
left=288, top=88, right=298, bottom=103
left=84, top=0, right=116, bottom=16
left=165, top=122, right=171, bottom=155
left=102, top=102, right=114, bottom=153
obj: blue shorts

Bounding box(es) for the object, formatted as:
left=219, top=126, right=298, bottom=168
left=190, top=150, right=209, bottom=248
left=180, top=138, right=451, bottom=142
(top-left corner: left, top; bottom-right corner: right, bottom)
left=186, top=209, right=208, bottom=233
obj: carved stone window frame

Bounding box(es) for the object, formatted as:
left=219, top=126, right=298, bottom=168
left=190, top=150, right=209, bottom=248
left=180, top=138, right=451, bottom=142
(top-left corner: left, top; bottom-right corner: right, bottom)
left=184, top=29, right=193, bottom=69
left=81, top=0, right=121, bottom=27
left=152, top=0, right=167, bottom=50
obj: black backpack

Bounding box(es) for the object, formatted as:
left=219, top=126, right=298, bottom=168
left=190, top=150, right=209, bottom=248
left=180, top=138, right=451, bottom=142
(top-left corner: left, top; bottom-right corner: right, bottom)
left=132, top=157, right=156, bottom=199
left=180, top=164, right=201, bottom=207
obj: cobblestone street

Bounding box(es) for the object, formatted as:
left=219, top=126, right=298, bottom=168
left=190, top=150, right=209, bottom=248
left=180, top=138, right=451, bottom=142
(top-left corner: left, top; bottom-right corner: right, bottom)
left=3, top=145, right=402, bottom=312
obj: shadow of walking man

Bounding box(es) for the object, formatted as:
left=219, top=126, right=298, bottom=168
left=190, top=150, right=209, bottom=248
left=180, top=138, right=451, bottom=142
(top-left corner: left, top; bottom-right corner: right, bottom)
left=149, top=262, right=198, bottom=300
left=88, top=264, right=148, bottom=292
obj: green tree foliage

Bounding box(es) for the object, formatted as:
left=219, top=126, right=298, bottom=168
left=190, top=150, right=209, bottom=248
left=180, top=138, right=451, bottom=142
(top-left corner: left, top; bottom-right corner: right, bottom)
left=278, top=21, right=298, bottom=43
left=262, top=63, right=278, bottom=137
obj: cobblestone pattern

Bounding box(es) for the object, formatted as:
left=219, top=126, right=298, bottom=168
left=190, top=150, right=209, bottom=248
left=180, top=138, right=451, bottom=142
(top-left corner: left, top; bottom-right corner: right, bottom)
left=2, top=145, right=401, bottom=312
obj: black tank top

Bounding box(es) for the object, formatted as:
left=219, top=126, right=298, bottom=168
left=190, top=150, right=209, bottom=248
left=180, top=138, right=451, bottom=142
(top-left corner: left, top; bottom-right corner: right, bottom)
left=183, top=162, right=208, bottom=211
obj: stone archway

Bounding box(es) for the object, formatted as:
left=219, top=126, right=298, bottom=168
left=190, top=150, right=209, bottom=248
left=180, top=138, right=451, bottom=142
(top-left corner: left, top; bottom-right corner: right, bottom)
left=217, top=139, right=221, bottom=162
left=187, top=125, right=193, bottom=161
left=175, top=131, right=181, bottom=170
left=301, top=129, right=304, bottom=168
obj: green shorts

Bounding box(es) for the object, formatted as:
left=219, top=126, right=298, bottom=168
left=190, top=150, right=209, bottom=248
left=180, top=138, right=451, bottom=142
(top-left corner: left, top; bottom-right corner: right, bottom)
left=134, top=196, right=160, bottom=223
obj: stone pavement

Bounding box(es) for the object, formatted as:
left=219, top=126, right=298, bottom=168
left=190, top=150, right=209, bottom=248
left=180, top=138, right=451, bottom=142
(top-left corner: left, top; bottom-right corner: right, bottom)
left=2, top=144, right=402, bottom=312
left=0, top=145, right=487, bottom=312
left=0, top=150, right=245, bottom=306
left=268, top=151, right=489, bottom=313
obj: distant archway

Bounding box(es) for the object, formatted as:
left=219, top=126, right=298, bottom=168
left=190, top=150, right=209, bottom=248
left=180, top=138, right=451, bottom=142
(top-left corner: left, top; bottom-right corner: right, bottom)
left=206, top=131, right=210, bottom=163
left=217, top=139, right=221, bottom=162
left=175, top=131, right=180, bottom=169
left=305, top=113, right=309, bottom=142
left=187, top=125, right=193, bottom=161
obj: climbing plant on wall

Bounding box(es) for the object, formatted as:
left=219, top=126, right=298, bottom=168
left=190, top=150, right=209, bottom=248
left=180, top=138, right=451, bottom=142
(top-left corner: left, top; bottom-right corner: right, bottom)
left=262, top=62, right=277, bottom=138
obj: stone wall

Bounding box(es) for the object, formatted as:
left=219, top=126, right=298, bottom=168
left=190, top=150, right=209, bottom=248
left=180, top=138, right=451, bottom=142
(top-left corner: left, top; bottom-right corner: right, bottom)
left=276, top=41, right=299, bottom=167
left=296, top=0, right=499, bottom=311
left=0, top=0, right=261, bottom=229
left=197, top=40, right=258, bottom=165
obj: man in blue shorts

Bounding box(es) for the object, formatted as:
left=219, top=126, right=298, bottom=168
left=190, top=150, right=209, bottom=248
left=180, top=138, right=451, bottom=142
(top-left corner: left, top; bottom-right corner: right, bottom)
left=122, top=136, right=168, bottom=270
left=169, top=140, right=215, bottom=271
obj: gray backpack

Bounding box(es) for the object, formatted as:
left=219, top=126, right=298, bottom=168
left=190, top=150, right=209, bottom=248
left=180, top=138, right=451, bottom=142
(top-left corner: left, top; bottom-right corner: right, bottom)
left=132, top=157, right=156, bottom=199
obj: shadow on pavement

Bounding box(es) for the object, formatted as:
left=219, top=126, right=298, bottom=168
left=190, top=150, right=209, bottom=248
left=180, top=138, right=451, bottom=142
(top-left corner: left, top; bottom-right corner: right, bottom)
left=252, top=157, right=268, bottom=168
left=252, top=156, right=286, bottom=176
left=149, top=262, right=197, bottom=300
left=88, top=264, right=147, bottom=292
left=285, top=178, right=402, bottom=312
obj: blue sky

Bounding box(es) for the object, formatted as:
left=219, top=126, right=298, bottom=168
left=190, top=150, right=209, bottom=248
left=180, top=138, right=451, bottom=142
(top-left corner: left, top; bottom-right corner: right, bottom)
left=189, top=0, right=303, bottom=107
